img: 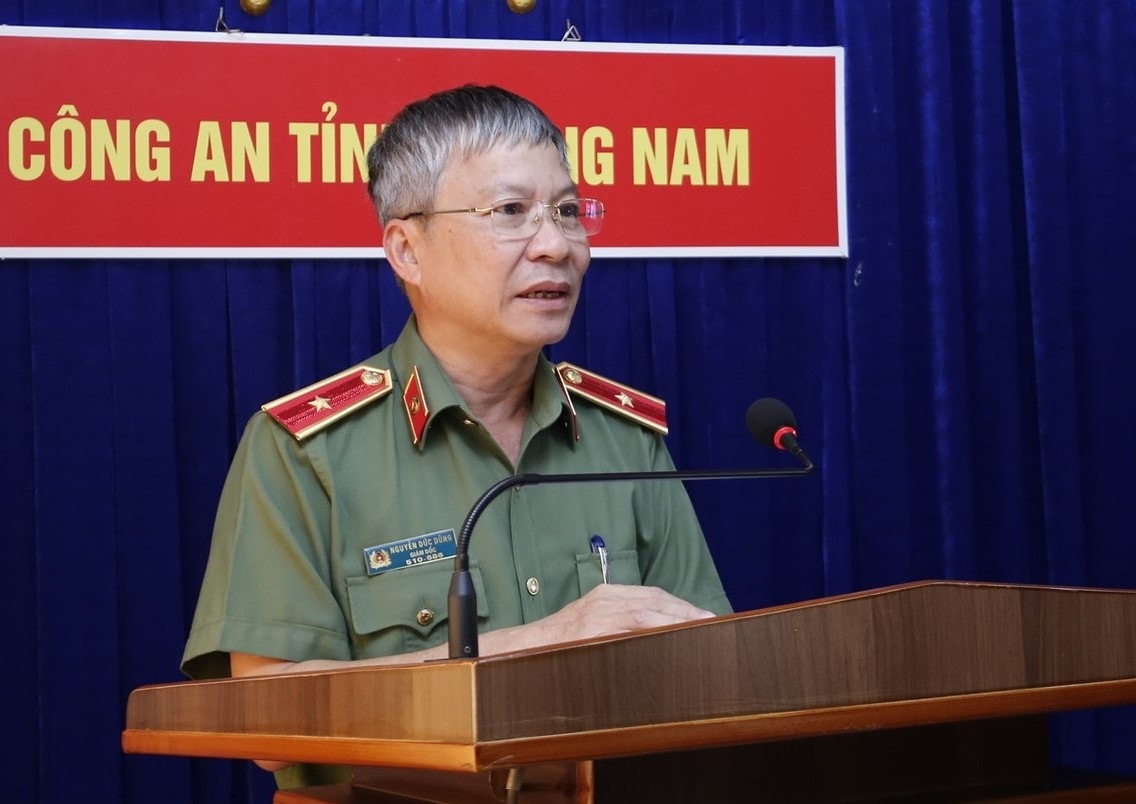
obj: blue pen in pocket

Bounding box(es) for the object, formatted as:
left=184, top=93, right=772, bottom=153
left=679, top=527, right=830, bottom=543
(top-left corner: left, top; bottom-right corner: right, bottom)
left=590, top=534, right=609, bottom=584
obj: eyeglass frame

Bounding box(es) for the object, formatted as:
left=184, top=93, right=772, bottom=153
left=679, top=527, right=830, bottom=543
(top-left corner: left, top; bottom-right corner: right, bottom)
left=395, top=197, right=605, bottom=240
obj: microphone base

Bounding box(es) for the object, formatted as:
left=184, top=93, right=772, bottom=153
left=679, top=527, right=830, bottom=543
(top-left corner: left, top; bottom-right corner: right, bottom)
left=448, top=569, right=479, bottom=659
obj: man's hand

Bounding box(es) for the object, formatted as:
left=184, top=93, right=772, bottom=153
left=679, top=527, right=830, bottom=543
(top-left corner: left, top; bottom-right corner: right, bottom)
left=485, top=584, right=715, bottom=653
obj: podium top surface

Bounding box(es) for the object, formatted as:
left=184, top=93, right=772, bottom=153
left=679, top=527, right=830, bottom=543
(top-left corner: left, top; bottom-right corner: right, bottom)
left=123, top=581, right=1136, bottom=771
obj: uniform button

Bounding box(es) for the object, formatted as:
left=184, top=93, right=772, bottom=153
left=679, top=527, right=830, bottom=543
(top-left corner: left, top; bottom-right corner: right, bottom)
left=415, top=608, right=435, bottom=627
left=462, top=418, right=475, bottom=426
left=361, top=369, right=385, bottom=387
left=526, top=577, right=540, bottom=596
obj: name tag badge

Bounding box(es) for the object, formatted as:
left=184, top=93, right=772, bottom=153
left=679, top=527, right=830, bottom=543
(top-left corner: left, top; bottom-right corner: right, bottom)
left=363, top=528, right=458, bottom=576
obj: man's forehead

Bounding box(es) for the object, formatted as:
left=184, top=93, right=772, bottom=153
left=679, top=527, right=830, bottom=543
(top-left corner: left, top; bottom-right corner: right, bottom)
left=443, top=143, right=574, bottom=197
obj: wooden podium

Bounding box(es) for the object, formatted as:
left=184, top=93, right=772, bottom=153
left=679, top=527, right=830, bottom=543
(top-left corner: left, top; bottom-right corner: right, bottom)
left=123, top=582, right=1136, bottom=802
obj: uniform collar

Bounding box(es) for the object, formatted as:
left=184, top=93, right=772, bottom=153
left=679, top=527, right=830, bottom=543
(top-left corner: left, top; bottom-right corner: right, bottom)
left=390, top=316, right=578, bottom=449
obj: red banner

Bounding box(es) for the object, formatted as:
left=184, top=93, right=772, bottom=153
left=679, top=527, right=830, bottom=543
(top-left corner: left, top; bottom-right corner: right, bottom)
left=0, top=27, right=845, bottom=259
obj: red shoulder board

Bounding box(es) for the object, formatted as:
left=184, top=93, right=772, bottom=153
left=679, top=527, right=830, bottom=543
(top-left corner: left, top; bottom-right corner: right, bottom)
left=555, top=362, right=668, bottom=435
left=262, top=366, right=392, bottom=441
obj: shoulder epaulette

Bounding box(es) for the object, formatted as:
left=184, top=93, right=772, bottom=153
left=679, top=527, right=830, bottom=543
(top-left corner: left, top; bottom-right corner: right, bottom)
left=262, top=366, right=392, bottom=441
left=555, top=362, right=668, bottom=435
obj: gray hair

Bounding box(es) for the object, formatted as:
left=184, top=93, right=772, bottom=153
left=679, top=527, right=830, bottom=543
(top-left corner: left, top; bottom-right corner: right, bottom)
left=366, top=85, right=570, bottom=225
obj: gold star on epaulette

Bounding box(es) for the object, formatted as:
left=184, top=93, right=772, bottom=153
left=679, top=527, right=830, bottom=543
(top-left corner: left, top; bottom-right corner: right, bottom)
left=263, top=366, right=392, bottom=440
left=555, top=362, right=668, bottom=435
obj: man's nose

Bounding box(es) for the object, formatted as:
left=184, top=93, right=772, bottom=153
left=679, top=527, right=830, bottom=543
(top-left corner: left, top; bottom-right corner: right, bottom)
left=527, top=205, right=572, bottom=256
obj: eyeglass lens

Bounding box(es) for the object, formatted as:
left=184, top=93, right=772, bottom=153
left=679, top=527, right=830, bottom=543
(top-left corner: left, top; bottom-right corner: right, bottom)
left=490, top=198, right=603, bottom=239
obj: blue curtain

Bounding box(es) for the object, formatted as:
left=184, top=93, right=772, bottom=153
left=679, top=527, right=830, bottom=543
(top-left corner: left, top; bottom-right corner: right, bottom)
left=2, top=1, right=1134, bottom=803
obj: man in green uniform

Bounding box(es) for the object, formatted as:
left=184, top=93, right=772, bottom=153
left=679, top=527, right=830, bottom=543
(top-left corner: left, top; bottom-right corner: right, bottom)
left=181, top=85, right=730, bottom=785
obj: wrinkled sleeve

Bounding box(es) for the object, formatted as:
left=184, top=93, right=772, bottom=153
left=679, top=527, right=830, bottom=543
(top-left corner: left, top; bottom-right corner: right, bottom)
left=634, top=435, right=733, bottom=616
left=181, top=413, right=349, bottom=679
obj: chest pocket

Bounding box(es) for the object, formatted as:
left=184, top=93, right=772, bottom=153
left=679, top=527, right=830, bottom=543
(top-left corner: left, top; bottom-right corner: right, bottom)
left=345, top=560, right=488, bottom=657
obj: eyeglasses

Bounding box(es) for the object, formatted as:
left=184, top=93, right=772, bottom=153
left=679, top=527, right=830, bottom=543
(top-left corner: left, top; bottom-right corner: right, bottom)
left=399, top=197, right=604, bottom=240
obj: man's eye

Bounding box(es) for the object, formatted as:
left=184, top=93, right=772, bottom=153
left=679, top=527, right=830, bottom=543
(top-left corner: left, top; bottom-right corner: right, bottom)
left=558, top=202, right=581, bottom=218
left=495, top=201, right=527, bottom=216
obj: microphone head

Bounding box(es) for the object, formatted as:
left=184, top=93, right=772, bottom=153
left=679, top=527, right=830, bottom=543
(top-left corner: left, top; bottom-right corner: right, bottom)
left=745, top=397, right=798, bottom=449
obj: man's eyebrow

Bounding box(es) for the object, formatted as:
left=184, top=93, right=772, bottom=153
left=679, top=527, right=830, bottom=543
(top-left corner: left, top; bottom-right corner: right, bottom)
left=488, top=182, right=580, bottom=200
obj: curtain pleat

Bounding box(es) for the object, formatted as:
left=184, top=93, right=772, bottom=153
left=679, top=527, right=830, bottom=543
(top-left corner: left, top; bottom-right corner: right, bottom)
left=1, top=262, right=39, bottom=804
left=3, top=1, right=1135, bottom=802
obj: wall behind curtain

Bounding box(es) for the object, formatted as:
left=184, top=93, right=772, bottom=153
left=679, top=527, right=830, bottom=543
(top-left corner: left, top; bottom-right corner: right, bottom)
left=1, top=1, right=1134, bottom=803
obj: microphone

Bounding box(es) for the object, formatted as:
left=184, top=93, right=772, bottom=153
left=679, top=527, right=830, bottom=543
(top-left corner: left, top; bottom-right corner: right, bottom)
left=447, top=398, right=814, bottom=659
left=745, top=397, right=814, bottom=471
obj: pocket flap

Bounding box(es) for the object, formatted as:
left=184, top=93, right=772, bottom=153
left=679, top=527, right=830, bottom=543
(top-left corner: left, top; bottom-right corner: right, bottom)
left=345, top=561, right=488, bottom=639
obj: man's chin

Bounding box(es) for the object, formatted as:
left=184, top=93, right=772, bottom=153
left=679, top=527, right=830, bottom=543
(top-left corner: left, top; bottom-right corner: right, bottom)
left=511, top=316, right=573, bottom=351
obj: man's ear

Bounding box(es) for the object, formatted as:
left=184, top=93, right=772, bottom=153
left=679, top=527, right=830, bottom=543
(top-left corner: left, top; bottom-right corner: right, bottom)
left=383, top=219, right=422, bottom=289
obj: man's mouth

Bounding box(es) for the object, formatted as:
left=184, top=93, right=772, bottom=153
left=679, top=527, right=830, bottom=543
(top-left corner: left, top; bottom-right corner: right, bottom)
left=521, top=290, right=566, bottom=299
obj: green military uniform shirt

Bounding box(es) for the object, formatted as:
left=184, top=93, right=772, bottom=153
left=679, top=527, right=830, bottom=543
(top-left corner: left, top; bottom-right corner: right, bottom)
left=182, top=313, right=731, bottom=687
